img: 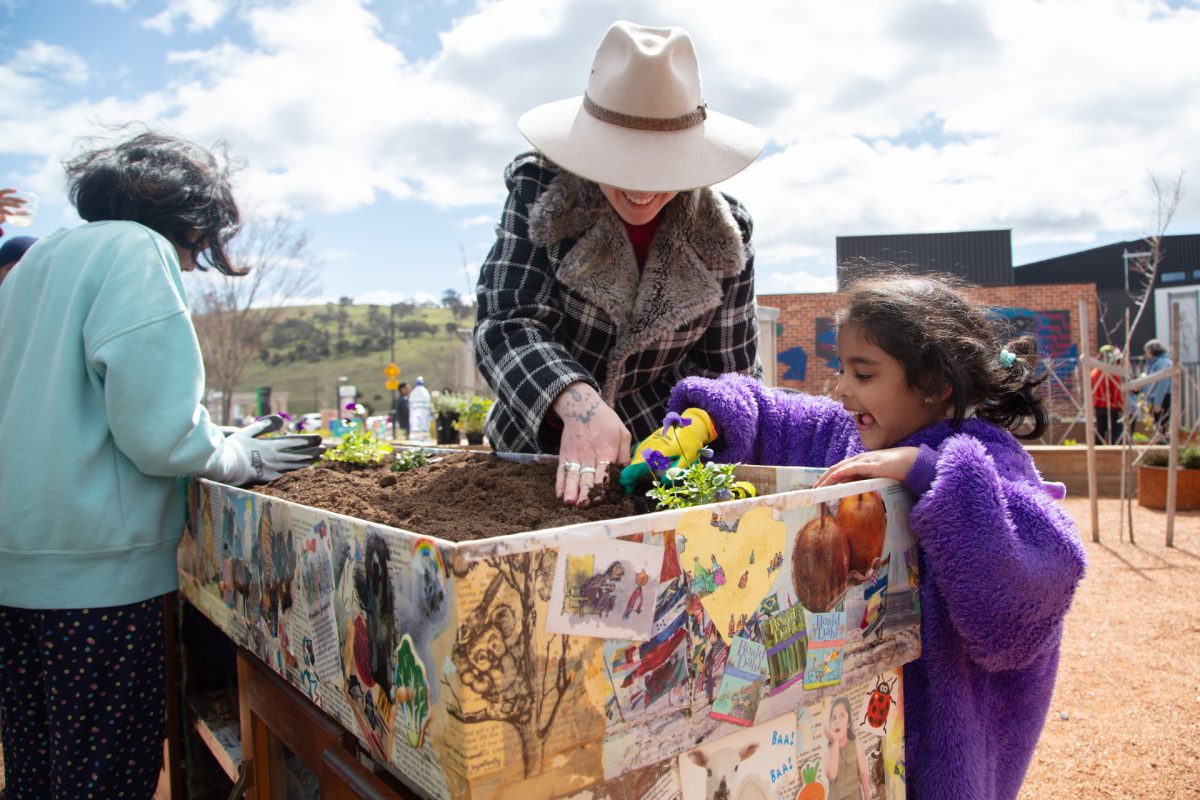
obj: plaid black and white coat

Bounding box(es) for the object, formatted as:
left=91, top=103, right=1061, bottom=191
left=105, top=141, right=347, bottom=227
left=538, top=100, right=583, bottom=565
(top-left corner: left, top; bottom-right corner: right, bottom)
left=474, top=152, right=760, bottom=454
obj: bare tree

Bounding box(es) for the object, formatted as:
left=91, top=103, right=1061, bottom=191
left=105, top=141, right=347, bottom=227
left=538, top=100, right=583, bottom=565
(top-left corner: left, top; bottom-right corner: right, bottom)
left=190, top=216, right=322, bottom=423
left=1123, top=171, right=1184, bottom=352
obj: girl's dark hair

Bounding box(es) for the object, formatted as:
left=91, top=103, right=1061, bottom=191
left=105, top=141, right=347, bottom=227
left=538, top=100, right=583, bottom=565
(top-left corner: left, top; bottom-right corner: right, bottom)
left=65, top=130, right=243, bottom=275
left=835, top=268, right=1048, bottom=439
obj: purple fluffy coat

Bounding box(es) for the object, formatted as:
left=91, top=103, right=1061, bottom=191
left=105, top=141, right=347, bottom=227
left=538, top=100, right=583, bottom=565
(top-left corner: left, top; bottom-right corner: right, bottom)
left=670, top=374, right=1087, bottom=800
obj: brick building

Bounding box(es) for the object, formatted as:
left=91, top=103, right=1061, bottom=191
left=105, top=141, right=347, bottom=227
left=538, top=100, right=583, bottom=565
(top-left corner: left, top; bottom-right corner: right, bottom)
left=759, top=284, right=1098, bottom=395
left=758, top=229, right=1098, bottom=397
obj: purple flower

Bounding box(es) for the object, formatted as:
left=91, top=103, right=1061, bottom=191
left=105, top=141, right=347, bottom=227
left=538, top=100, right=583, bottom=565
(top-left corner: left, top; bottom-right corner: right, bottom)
left=296, top=419, right=306, bottom=432
left=278, top=411, right=292, bottom=421
left=661, top=412, right=693, bottom=434
left=698, top=446, right=714, bottom=460
left=345, top=402, right=358, bottom=411
left=643, top=449, right=673, bottom=473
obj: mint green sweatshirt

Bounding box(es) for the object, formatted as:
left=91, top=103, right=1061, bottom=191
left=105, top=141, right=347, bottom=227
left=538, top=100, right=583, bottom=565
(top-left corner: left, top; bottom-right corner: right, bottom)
left=0, top=221, right=228, bottom=609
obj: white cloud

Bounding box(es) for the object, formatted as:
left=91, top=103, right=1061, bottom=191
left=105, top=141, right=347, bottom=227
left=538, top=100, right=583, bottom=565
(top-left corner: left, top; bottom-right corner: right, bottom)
left=8, top=41, right=89, bottom=85
left=760, top=269, right=838, bottom=295
left=143, top=0, right=233, bottom=33
left=5, top=0, right=1200, bottom=295
left=458, top=214, right=493, bottom=228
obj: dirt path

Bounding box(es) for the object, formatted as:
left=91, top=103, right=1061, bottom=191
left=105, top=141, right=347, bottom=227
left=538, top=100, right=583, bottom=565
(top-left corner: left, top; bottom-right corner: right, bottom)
left=1018, top=498, right=1200, bottom=800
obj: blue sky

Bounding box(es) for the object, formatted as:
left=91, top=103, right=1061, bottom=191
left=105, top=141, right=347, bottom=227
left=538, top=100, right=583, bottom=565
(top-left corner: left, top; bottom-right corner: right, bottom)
left=3, top=0, right=1200, bottom=305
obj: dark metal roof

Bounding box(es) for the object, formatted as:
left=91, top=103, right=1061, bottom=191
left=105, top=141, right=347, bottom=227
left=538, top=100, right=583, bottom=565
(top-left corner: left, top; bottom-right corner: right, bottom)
left=836, top=229, right=1013, bottom=287
left=1014, top=233, right=1200, bottom=290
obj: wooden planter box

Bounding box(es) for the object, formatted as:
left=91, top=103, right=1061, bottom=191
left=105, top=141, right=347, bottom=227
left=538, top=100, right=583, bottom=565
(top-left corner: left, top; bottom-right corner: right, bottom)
left=179, top=458, right=920, bottom=800
left=1137, top=464, right=1200, bottom=510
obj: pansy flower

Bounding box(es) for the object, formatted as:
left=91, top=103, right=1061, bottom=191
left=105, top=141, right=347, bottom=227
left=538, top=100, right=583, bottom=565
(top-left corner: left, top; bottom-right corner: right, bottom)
left=643, top=449, right=673, bottom=473
left=661, top=412, right=693, bottom=435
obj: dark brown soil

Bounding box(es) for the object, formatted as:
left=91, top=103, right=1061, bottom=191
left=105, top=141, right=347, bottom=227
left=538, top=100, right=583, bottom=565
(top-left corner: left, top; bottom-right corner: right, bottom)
left=255, top=451, right=646, bottom=541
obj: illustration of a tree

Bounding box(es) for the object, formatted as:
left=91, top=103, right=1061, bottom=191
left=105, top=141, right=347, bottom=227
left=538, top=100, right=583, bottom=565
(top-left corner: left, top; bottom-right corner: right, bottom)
left=444, top=550, right=573, bottom=778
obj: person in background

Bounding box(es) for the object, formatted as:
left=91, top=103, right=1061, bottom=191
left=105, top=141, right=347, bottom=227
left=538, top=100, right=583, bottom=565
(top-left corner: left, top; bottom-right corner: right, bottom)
left=0, top=130, right=323, bottom=798
left=0, top=187, right=28, bottom=235
left=0, top=234, right=36, bottom=285
left=1141, top=338, right=1173, bottom=438
left=1090, top=344, right=1124, bottom=444
left=474, top=20, right=766, bottom=507
left=392, top=381, right=411, bottom=439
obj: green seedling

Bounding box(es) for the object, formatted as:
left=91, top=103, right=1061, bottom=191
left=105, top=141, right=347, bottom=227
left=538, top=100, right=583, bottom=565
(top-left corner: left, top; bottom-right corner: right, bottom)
left=646, top=460, right=756, bottom=510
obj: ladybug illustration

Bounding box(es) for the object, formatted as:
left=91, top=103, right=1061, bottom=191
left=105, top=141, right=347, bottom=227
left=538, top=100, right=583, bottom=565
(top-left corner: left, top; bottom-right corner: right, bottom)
left=864, top=674, right=897, bottom=731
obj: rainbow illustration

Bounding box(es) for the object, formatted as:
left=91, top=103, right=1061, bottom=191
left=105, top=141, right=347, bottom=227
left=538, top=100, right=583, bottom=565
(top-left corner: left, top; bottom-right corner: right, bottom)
left=413, top=538, right=447, bottom=577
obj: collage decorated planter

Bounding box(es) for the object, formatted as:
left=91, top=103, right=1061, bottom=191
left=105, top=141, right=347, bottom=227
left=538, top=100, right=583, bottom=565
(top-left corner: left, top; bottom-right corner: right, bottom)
left=179, top=456, right=921, bottom=800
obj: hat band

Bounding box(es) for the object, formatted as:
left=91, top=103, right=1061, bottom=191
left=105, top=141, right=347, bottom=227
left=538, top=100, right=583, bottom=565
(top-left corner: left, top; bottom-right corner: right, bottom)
left=583, top=93, right=707, bottom=132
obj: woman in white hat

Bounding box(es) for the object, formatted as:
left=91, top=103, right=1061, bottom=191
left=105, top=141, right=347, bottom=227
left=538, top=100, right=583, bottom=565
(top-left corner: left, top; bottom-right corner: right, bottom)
left=473, top=20, right=766, bottom=506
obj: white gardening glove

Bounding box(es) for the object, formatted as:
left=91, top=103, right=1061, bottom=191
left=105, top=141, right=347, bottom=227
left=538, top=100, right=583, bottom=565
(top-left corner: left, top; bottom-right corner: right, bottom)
left=202, top=415, right=324, bottom=486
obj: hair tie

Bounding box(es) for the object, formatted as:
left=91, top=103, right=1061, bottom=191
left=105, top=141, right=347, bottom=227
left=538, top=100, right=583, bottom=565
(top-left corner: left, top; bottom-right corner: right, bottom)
left=999, top=348, right=1017, bottom=369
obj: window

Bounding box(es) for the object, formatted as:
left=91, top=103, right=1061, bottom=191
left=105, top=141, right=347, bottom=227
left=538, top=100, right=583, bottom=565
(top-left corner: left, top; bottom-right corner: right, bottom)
left=1160, top=271, right=1186, bottom=283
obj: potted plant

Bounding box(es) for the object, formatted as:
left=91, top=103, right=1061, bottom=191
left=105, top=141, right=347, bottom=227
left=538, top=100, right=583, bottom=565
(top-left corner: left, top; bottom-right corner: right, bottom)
left=432, top=391, right=463, bottom=445
left=453, top=395, right=493, bottom=445
left=1137, top=446, right=1200, bottom=510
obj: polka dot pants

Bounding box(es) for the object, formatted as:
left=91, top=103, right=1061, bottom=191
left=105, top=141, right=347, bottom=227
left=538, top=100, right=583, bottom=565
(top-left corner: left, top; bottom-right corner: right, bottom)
left=0, top=597, right=165, bottom=799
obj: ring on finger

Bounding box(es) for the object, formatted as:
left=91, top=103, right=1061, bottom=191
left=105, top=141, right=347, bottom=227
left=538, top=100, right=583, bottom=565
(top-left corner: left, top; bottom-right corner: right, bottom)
left=564, top=461, right=582, bottom=472
left=580, top=466, right=596, bottom=475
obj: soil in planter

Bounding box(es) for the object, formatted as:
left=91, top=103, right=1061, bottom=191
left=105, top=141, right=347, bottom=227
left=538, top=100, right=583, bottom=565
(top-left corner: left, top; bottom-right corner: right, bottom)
left=256, top=452, right=650, bottom=542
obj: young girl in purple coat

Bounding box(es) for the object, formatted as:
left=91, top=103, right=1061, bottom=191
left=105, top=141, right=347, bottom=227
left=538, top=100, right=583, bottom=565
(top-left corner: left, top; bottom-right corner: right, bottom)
left=667, top=273, right=1087, bottom=800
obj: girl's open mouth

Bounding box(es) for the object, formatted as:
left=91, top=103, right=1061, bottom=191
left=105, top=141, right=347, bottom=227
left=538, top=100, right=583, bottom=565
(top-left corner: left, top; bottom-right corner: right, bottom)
left=855, top=411, right=876, bottom=428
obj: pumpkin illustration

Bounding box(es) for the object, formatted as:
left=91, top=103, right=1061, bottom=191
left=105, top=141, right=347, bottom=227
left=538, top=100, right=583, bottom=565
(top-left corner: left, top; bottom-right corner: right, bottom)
left=837, top=490, right=887, bottom=575
left=791, top=504, right=849, bottom=612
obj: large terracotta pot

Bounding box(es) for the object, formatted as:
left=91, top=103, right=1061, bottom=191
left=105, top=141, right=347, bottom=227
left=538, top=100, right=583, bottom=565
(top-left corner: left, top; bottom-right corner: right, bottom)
left=1137, top=465, right=1200, bottom=510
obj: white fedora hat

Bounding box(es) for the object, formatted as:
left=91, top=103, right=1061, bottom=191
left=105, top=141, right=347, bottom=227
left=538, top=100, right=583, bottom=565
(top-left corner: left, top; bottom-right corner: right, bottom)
left=518, top=21, right=766, bottom=193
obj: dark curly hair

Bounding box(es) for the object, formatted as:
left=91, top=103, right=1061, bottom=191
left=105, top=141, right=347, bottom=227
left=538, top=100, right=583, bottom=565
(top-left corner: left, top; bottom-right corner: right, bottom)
left=834, top=268, right=1048, bottom=439
left=65, top=130, right=243, bottom=275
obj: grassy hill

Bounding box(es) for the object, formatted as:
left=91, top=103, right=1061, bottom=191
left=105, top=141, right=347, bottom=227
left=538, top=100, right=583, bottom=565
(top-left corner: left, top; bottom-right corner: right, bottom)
left=227, top=302, right=477, bottom=416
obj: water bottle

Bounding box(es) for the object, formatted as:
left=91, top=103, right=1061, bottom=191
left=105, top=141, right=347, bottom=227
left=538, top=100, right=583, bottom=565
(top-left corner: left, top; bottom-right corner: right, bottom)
left=408, top=377, right=433, bottom=443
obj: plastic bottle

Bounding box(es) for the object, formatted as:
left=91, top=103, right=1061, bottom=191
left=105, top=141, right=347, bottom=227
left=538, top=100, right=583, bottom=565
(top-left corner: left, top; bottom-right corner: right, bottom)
left=408, top=377, right=433, bottom=443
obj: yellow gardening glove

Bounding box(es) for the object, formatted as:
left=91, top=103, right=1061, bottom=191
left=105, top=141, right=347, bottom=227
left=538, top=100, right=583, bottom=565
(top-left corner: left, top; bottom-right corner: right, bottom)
left=619, top=408, right=717, bottom=494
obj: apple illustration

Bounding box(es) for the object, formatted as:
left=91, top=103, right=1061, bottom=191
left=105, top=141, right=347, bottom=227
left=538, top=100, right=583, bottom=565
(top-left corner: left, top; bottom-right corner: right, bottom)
left=837, top=491, right=887, bottom=576
left=792, top=503, right=850, bottom=612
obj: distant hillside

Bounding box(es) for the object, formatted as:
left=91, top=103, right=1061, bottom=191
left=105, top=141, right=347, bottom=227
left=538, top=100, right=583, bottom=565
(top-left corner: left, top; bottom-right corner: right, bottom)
left=227, top=301, right=477, bottom=416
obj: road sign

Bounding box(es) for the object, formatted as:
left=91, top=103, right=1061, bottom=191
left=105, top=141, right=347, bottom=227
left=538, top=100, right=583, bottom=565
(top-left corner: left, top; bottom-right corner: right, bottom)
left=385, top=363, right=401, bottom=379
left=385, top=379, right=400, bottom=391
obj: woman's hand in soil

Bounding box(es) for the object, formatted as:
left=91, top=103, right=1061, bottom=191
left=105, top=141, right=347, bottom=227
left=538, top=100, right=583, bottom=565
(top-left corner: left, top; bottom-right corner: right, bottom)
left=553, top=382, right=632, bottom=507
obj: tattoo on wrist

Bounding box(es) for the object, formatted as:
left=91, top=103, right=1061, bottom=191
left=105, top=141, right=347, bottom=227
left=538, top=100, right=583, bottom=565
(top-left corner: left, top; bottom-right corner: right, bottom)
left=563, top=399, right=600, bottom=425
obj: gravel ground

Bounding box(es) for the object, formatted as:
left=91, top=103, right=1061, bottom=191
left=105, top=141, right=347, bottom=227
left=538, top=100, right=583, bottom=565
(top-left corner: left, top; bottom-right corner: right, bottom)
left=1018, top=498, right=1200, bottom=800
left=2, top=498, right=1197, bottom=799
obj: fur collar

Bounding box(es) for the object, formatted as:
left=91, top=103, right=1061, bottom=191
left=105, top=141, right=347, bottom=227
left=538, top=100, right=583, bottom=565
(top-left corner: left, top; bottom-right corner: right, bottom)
left=527, top=171, right=747, bottom=402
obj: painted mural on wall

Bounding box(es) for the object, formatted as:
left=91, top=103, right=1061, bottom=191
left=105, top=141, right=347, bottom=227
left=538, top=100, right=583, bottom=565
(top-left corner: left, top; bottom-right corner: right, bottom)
left=807, top=308, right=1076, bottom=387
left=815, top=317, right=839, bottom=370
left=992, top=307, right=1078, bottom=385
left=178, top=465, right=921, bottom=800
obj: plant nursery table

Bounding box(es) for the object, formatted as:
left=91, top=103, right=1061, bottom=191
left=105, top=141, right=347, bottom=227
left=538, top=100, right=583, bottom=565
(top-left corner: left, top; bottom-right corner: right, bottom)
left=177, top=456, right=921, bottom=800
